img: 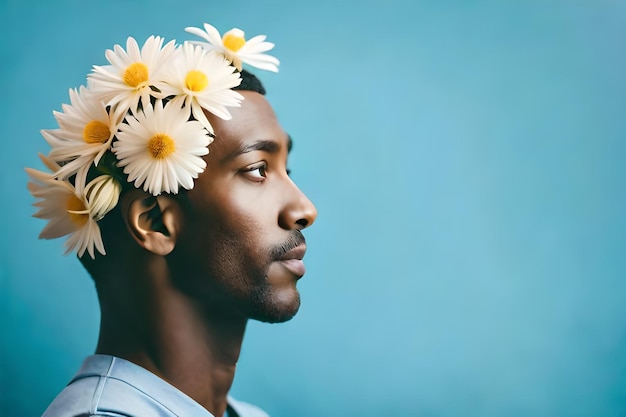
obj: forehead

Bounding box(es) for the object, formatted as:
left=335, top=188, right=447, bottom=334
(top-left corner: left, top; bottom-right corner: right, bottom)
left=205, top=91, right=288, bottom=157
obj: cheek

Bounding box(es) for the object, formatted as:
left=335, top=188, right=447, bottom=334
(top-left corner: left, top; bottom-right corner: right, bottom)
left=190, top=207, right=269, bottom=276
left=172, top=218, right=268, bottom=302
left=184, top=182, right=280, bottom=272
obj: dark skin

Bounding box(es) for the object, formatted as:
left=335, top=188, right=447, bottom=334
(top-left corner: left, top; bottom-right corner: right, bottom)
left=91, top=91, right=317, bottom=416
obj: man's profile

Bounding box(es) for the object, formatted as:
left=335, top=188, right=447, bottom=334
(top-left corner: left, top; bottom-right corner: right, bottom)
left=26, top=22, right=317, bottom=417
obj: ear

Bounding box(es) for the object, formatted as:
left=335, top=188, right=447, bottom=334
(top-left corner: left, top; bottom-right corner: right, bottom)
left=120, top=189, right=184, bottom=256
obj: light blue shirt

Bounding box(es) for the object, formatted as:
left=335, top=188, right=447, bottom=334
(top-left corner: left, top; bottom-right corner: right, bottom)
left=42, top=355, right=269, bottom=417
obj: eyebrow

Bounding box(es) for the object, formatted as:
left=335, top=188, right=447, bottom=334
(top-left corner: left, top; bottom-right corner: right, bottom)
left=224, top=137, right=291, bottom=162
left=240, top=139, right=279, bottom=154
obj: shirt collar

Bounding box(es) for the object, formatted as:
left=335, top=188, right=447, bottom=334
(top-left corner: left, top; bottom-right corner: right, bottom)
left=71, top=354, right=216, bottom=416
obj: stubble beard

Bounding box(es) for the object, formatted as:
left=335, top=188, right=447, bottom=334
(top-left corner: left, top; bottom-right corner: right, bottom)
left=171, top=228, right=304, bottom=324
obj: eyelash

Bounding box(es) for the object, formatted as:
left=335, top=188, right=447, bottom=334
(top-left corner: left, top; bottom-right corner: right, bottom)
left=243, top=162, right=268, bottom=181
left=242, top=163, right=291, bottom=182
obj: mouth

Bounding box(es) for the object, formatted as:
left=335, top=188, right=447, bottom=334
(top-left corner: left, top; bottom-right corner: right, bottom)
left=277, top=244, right=307, bottom=277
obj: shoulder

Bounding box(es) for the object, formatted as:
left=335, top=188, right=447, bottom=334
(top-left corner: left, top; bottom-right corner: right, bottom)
left=44, top=411, right=127, bottom=417
left=42, top=374, right=101, bottom=417
left=42, top=370, right=181, bottom=417
left=41, top=355, right=181, bottom=417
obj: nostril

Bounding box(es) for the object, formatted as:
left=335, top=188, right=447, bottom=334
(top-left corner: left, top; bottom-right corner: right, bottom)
left=295, top=218, right=309, bottom=228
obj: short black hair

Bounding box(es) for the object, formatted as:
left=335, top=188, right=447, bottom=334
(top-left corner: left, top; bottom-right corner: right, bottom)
left=234, top=69, right=266, bottom=95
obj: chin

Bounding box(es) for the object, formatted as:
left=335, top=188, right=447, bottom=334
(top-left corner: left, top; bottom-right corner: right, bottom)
left=249, top=287, right=301, bottom=323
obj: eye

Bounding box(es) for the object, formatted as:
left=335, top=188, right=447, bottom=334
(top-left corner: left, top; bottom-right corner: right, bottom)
left=243, top=162, right=267, bottom=181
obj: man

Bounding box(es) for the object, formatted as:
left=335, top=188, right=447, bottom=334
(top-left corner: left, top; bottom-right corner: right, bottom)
left=28, top=22, right=317, bottom=417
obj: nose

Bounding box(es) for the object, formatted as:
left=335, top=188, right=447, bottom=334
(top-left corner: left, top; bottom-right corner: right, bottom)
left=279, top=180, right=317, bottom=230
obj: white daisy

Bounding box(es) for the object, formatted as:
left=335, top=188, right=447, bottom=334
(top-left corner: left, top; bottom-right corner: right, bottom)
left=88, top=35, right=177, bottom=119
left=26, top=166, right=105, bottom=259
left=37, top=152, right=63, bottom=173
left=113, top=99, right=211, bottom=196
left=160, top=43, right=243, bottom=133
left=185, top=23, right=280, bottom=72
left=42, top=86, right=121, bottom=192
left=84, top=175, right=122, bottom=221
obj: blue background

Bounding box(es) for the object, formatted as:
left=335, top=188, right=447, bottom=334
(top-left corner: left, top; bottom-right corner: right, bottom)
left=1, top=0, right=625, bottom=415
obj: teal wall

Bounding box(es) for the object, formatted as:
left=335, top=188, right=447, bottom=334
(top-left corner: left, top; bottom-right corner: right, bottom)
left=1, top=0, right=625, bottom=415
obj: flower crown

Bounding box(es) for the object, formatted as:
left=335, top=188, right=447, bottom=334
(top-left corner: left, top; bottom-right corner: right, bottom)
left=26, top=22, right=280, bottom=259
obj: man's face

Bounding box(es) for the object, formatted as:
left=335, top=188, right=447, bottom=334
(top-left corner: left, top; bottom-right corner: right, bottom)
left=170, top=91, right=317, bottom=323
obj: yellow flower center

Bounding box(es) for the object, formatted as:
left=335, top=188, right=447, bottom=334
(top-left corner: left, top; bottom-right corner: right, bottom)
left=185, top=70, right=209, bottom=92
left=223, top=32, right=246, bottom=52
left=66, top=194, right=89, bottom=227
left=148, top=133, right=176, bottom=159
left=123, top=62, right=149, bottom=88
left=83, top=120, right=110, bottom=144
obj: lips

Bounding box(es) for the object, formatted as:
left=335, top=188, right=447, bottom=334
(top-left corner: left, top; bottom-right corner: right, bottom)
left=278, top=244, right=307, bottom=277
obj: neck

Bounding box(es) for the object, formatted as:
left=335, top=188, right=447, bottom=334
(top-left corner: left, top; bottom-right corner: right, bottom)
left=94, top=256, right=247, bottom=417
